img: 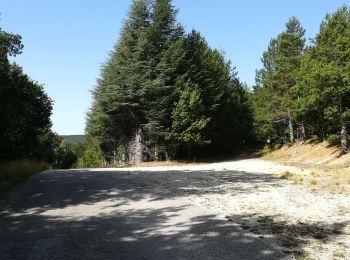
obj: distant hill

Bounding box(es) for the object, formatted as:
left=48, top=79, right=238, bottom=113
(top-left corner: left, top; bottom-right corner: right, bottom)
left=62, top=135, right=85, bottom=144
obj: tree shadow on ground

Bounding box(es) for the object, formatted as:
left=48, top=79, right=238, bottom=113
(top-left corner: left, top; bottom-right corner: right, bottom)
left=0, top=168, right=285, bottom=212
left=225, top=213, right=348, bottom=257
left=0, top=168, right=348, bottom=259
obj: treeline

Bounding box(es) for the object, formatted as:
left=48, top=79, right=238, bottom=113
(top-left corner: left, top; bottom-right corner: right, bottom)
left=87, top=1, right=350, bottom=165
left=86, top=0, right=252, bottom=164
left=0, top=25, right=77, bottom=169
left=0, top=26, right=54, bottom=162
left=252, top=6, right=350, bottom=153
left=2, top=1, right=350, bottom=169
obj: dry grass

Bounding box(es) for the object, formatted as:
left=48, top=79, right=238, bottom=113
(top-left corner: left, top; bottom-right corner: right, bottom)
left=319, top=168, right=350, bottom=193
left=309, top=179, right=317, bottom=185
left=280, top=171, right=304, bottom=184
left=263, top=141, right=350, bottom=193
left=0, top=160, right=48, bottom=197
left=280, top=171, right=294, bottom=180
left=262, top=140, right=350, bottom=168
left=279, top=167, right=350, bottom=193
left=333, top=250, right=346, bottom=258
left=310, top=171, right=319, bottom=177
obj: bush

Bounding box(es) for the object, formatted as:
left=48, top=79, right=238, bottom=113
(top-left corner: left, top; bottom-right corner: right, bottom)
left=76, top=148, right=102, bottom=168
left=53, top=139, right=78, bottom=169
left=326, top=134, right=341, bottom=146
left=57, top=150, right=77, bottom=169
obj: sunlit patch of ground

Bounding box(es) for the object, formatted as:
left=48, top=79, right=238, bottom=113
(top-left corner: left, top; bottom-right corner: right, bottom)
left=1, top=158, right=349, bottom=259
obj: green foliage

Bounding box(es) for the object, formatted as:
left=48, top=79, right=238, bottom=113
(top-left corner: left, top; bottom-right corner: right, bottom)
left=0, top=28, right=23, bottom=57
left=87, top=0, right=252, bottom=162
left=4, top=1, right=350, bottom=166
left=0, top=25, right=55, bottom=163
left=86, top=0, right=152, bottom=159
left=174, top=31, right=253, bottom=155
left=253, top=17, right=306, bottom=144
left=253, top=5, right=350, bottom=152
left=76, top=147, right=102, bottom=168
left=74, top=136, right=103, bottom=168
left=54, top=138, right=78, bottom=169
left=170, top=81, right=210, bottom=146
left=326, top=134, right=342, bottom=146
left=1, top=24, right=81, bottom=169
left=293, top=6, right=350, bottom=144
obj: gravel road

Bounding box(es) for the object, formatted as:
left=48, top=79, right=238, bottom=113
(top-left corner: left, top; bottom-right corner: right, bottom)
left=0, top=159, right=349, bottom=259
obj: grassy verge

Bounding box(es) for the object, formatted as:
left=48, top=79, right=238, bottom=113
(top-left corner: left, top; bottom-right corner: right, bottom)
left=0, top=160, right=49, bottom=197
left=280, top=169, right=350, bottom=193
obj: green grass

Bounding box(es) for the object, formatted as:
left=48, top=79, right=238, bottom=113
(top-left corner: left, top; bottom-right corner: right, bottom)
left=0, top=160, right=48, bottom=197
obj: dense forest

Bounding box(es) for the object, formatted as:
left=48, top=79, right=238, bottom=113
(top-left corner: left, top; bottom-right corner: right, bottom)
left=85, top=0, right=252, bottom=165
left=1, top=0, right=350, bottom=168
left=0, top=26, right=55, bottom=162
left=85, top=1, right=350, bottom=165
left=253, top=7, right=350, bottom=155
left=0, top=26, right=78, bottom=169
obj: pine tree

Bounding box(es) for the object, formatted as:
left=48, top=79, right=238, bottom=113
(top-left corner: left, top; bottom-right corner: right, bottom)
left=136, top=0, right=184, bottom=160
left=294, top=6, right=350, bottom=152
left=169, top=30, right=252, bottom=157
left=170, top=81, right=210, bottom=158
left=253, top=17, right=306, bottom=144
left=86, top=0, right=151, bottom=163
left=87, top=0, right=253, bottom=163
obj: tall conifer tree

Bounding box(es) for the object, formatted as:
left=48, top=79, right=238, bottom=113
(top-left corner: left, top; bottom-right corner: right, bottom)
left=253, top=17, right=305, bottom=143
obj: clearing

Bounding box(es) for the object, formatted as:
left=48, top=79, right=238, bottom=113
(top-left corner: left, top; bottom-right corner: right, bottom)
left=0, top=158, right=349, bottom=259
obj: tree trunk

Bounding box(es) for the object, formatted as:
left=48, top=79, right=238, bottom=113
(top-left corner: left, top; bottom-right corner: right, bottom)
left=341, top=125, right=348, bottom=154
left=300, top=121, right=306, bottom=140
left=102, top=157, right=107, bottom=167
left=288, top=108, right=294, bottom=142
left=135, top=128, right=143, bottom=164
left=113, top=149, right=117, bottom=165
left=127, top=142, right=133, bottom=164
left=120, top=152, right=125, bottom=165
left=154, top=145, right=159, bottom=162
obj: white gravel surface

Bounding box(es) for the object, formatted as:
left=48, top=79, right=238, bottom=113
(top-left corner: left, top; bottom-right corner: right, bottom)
left=1, top=158, right=349, bottom=259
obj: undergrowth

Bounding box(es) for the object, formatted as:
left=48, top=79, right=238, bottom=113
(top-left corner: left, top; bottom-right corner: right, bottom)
left=0, top=160, right=48, bottom=197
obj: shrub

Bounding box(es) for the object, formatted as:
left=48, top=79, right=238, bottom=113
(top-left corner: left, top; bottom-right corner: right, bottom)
left=280, top=171, right=294, bottom=180
left=326, top=134, right=341, bottom=146
left=76, top=148, right=102, bottom=168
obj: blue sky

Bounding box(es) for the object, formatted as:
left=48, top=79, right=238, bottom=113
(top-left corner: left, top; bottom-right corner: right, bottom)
left=1, top=0, right=348, bottom=135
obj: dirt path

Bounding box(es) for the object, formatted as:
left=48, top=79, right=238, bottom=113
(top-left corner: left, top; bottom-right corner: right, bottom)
left=0, top=159, right=349, bottom=259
